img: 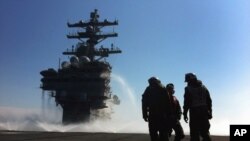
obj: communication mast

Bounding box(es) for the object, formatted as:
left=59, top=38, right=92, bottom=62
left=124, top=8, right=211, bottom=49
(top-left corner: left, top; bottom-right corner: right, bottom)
left=40, top=9, right=121, bottom=124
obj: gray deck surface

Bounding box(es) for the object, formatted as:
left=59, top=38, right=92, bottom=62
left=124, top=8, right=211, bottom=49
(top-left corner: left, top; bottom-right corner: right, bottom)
left=0, top=131, right=229, bottom=141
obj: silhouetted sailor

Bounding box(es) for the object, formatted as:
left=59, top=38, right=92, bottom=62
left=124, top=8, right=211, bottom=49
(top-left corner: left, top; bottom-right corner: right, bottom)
left=183, top=73, right=212, bottom=141
left=142, top=77, right=171, bottom=141
left=166, top=83, right=185, bottom=141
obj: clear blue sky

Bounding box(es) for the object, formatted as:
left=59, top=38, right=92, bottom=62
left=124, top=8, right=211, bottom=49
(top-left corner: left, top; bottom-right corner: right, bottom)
left=0, top=0, right=250, bottom=135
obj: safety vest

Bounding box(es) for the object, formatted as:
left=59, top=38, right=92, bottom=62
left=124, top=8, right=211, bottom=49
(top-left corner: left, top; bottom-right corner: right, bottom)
left=187, top=86, right=208, bottom=108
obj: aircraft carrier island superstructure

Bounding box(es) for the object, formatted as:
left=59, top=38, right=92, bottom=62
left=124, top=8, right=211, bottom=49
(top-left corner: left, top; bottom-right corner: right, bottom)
left=40, top=9, right=121, bottom=124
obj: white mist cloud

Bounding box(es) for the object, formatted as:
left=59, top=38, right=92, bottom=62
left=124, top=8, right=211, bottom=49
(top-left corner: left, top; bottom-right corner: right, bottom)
left=0, top=73, right=148, bottom=133
left=0, top=106, right=148, bottom=133
left=111, top=73, right=137, bottom=108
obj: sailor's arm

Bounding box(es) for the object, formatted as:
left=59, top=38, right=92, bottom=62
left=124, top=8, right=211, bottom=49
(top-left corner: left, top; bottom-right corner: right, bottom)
left=183, top=87, right=190, bottom=122
left=142, top=87, right=149, bottom=122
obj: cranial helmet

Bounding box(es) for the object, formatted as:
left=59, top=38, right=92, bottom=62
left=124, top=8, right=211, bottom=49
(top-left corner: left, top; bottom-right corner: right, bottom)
left=148, top=77, right=160, bottom=85
left=185, top=73, right=197, bottom=82
left=166, top=83, right=174, bottom=90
